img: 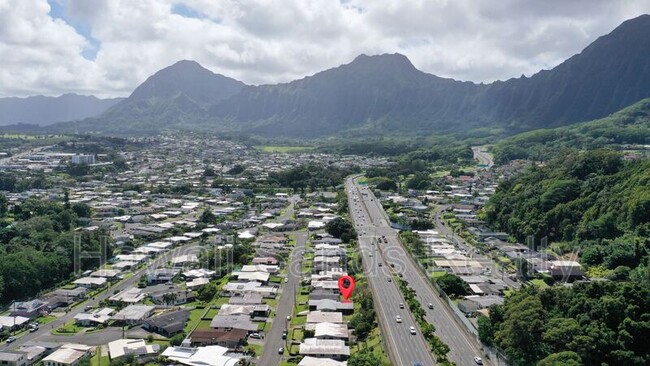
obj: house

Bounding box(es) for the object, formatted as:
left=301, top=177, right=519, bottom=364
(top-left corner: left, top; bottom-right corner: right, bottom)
left=143, top=309, right=189, bottom=336
left=112, top=305, right=155, bottom=325
left=146, top=268, right=180, bottom=284
left=221, top=281, right=277, bottom=298
left=0, top=316, right=29, bottom=330
left=109, top=287, right=146, bottom=304
left=107, top=339, right=159, bottom=361
left=187, top=277, right=210, bottom=290
left=305, top=311, right=343, bottom=327
left=308, top=299, right=354, bottom=314
left=90, top=269, right=121, bottom=280
left=0, top=351, right=27, bottom=366
left=170, top=254, right=199, bottom=267
left=549, top=261, right=585, bottom=281
left=251, top=257, right=278, bottom=265
left=42, top=344, right=92, bottom=366
left=189, top=329, right=248, bottom=348
left=146, top=284, right=195, bottom=305
left=299, top=338, right=350, bottom=360
left=216, top=304, right=270, bottom=318
left=298, top=356, right=347, bottom=366
left=313, top=322, right=350, bottom=341
left=10, top=300, right=49, bottom=319
left=72, top=277, right=107, bottom=289
left=209, top=315, right=258, bottom=332
left=309, top=289, right=340, bottom=301
left=15, top=346, right=46, bottom=365
left=228, top=294, right=263, bottom=305
left=161, top=345, right=241, bottom=366
left=74, top=308, right=114, bottom=326
left=230, top=271, right=270, bottom=284
left=43, top=287, right=88, bottom=310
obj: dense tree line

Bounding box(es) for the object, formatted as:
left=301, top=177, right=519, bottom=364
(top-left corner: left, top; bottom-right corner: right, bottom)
left=479, top=281, right=650, bottom=365
left=0, top=196, right=104, bottom=303
left=267, top=163, right=361, bottom=192
left=484, top=149, right=650, bottom=274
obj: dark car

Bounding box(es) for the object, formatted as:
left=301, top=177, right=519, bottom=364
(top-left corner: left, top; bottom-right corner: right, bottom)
left=282, top=330, right=287, bottom=339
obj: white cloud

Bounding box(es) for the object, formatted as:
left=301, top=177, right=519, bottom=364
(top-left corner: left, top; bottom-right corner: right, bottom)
left=0, top=0, right=649, bottom=97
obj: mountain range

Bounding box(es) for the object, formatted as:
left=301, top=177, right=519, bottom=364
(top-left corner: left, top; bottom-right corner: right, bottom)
left=3, top=14, right=650, bottom=138
left=0, top=94, right=122, bottom=126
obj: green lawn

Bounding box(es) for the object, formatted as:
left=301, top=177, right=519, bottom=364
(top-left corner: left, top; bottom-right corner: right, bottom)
left=249, top=343, right=264, bottom=356
left=37, top=315, right=57, bottom=324
left=290, top=315, right=307, bottom=326
left=183, top=308, right=207, bottom=333
left=530, top=279, right=550, bottom=289
left=52, top=321, right=82, bottom=335
left=195, top=319, right=213, bottom=330
left=90, top=352, right=109, bottom=366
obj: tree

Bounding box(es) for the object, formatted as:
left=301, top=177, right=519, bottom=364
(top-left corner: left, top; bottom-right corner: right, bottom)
left=72, top=203, right=92, bottom=218
left=197, top=282, right=218, bottom=302
left=537, top=351, right=582, bottom=366
left=478, top=315, right=495, bottom=346
left=169, top=332, right=186, bottom=346
left=325, top=217, right=354, bottom=239
left=200, top=209, right=217, bottom=225
left=348, top=349, right=381, bottom=366
left=542, top=318, right=581, bottom=354
left=436, top=273, right=469, bottom=297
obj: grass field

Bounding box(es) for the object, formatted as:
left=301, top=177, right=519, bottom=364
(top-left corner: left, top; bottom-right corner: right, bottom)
left=254, top=145, right=315, bottom=153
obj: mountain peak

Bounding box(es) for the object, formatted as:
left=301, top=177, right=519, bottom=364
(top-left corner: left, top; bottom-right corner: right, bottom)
left=127, top=60, right=245, bottom=106
left=350, top=53, right=416, bottom=70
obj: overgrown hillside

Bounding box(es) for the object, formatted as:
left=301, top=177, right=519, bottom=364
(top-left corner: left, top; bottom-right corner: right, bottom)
left=491, top=97, right=650, bottom=164
left=485, top=149, right=650, bottom=274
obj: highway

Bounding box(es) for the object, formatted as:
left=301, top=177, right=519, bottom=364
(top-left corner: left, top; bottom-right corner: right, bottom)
left=472, top=146, right=494, bottom=168
left=347, top=179, right=436, bottom=366
left=349, top=178, right=490, bottom=366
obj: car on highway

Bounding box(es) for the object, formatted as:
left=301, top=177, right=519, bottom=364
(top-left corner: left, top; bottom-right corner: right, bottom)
left=378, top=262, right=382, bottom=267
left=395, top=315, right=402, bottom=323
left=6, top=336, right=16, bottom=343
left=428, top=303, right=434, bottom=309
left=278, top=347, right=284, bottom=354
left=409, top=326, right=417, bottom=335
left=282, top=330, right=287, bottom=339
left=474, top=356, right=484, bottom=365
left=387, top=278, right=392, bottom=282
left=399, top=303, right=404, bottom=309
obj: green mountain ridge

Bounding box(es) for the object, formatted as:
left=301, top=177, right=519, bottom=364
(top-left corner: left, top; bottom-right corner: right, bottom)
left=26, top=14, right=650, bottom=138
left=491, top=97, right=650, bottom=163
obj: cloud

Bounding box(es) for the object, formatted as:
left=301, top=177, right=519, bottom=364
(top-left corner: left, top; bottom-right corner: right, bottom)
left=0, top=0, right=649, bottom=97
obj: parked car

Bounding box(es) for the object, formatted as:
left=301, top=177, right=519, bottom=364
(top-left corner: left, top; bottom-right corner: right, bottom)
left=249, top=332, right=261, bottom=339
left=6, top=336, right=16, bottom=343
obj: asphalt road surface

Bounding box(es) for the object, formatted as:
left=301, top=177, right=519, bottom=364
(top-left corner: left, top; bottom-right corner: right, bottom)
left=350, top=177, right=491, bottom=366
left=258, top=231, right=307, bottom=365
left=347, top=179, right=436, bottom=366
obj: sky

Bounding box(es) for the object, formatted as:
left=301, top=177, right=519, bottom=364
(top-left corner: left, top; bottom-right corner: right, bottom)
left=0, top=0, right=649, bottom=98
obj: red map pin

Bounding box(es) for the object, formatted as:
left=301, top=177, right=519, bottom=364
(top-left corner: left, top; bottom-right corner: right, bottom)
left=338, top=275, right=355, bottom=302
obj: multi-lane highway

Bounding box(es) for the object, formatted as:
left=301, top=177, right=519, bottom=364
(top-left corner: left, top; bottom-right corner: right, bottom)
left=349, top=177, right=491, bottom=366
left=347, top=179, right=435, bottom=366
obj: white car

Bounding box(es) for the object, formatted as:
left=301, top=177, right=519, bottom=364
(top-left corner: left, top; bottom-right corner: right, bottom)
left=395, top=315, right=402, bottom=323
left=409, top=326, right=416, bottom=335
left=474, top=356, right=484, bottom=365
